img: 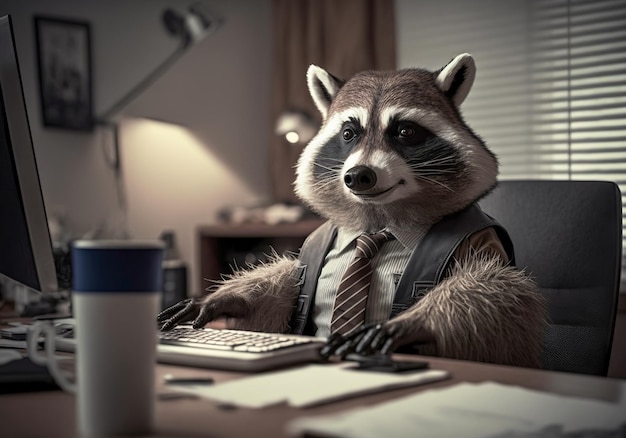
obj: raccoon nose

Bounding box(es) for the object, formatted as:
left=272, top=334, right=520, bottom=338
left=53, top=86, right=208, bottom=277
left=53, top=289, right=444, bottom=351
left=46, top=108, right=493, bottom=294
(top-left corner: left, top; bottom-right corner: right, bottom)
left=344, top=166, right=377, bottom=191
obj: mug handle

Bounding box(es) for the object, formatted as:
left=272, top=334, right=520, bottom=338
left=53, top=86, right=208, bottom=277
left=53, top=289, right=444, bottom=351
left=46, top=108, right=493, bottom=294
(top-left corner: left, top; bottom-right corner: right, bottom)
left=27, top=321, right=76, bottom=393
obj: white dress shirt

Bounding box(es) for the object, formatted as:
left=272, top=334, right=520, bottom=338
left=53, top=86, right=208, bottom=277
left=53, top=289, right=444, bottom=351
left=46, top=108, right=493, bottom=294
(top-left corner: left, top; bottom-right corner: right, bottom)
left=311, top=225, right=507, bottom=338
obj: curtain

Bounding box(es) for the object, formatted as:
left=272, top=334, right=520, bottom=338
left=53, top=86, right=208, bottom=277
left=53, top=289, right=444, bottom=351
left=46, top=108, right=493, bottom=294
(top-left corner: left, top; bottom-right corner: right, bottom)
left=270, top=0, right=396, bottom=204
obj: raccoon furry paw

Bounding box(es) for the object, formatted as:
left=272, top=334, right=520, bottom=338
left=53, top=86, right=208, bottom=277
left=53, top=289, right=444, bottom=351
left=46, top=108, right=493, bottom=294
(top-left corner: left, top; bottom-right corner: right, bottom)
left=158, top=255, right=302, bottom=333
left=318, top=324, right=388, bottom=359
left=319, top=321, right=433, bottom=359
left=158, top=297, right=203, bottom=330
left=157, top=292, right=255, bottom=331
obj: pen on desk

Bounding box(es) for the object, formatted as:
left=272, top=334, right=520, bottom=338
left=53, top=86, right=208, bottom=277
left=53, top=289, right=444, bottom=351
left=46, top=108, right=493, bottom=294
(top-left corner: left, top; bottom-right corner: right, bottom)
left=32, top=313, right=73, bottom=321
left=163, top=374, right=215, bottom=385
left=158, top=392, right=200, bottom=401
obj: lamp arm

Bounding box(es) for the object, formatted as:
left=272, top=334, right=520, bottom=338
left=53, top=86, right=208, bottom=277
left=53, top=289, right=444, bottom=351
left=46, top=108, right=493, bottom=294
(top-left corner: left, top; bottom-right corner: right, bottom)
left=96, top=39, right=190, bottom=123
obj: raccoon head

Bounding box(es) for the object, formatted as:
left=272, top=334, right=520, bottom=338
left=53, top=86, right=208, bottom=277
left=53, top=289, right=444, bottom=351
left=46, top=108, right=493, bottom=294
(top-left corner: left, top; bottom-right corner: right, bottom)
left=294, top=53, right=498, bottom=233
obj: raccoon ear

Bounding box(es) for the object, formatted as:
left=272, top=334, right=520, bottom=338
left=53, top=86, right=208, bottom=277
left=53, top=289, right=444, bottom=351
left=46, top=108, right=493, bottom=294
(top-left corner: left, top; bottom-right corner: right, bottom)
left=435, top=53, right=476, bottom=106
left=307, top=65, right=344, bottom=120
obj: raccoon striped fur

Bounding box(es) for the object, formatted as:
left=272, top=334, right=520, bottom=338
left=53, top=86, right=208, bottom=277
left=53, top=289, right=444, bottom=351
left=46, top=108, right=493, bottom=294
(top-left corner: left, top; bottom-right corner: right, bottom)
left=159, top=54, right=548, bottom=368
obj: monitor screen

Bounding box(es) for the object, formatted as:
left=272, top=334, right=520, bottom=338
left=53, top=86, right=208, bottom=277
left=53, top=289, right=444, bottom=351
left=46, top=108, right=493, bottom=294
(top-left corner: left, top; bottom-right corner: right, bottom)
left=0, top=15, right=58, bottom=294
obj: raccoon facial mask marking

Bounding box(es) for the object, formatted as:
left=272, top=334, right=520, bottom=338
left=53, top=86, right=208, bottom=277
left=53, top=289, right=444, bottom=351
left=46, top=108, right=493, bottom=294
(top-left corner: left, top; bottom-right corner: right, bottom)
left=337, top=105, right=468, bottom=204
left=294, top=107, right=368, bottom=203
left=380, top=106, right=497, bottom=199
left=380, top=106, right=476, bottom=152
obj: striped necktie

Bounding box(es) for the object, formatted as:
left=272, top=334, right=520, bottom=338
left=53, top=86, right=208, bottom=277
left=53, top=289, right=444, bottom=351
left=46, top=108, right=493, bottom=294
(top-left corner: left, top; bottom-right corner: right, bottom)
left=330, top=230, right=394, bottom=336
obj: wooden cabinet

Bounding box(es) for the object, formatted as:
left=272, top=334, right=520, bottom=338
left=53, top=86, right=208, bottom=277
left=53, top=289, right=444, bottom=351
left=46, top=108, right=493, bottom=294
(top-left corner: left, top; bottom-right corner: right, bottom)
left=196, top=219, right=325, bottom=293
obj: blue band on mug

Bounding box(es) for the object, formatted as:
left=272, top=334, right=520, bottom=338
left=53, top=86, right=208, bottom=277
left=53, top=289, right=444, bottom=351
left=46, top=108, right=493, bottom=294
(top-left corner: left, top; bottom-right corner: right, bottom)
left=71, top=241, right=164, bottom=293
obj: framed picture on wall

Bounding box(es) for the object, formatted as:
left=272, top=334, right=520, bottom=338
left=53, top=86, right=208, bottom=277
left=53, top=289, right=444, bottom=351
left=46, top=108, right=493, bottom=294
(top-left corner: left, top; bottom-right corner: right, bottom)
left=34, top=16, right=93, bottom=131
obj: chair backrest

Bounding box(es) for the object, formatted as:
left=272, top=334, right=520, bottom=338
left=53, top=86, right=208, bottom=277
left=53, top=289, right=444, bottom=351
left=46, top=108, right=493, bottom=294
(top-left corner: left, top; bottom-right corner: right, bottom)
left=478, top=180, right=622, bottom=376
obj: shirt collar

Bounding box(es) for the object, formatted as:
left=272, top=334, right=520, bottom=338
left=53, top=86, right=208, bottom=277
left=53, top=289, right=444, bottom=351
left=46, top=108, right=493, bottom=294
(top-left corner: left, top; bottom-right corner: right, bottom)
left=388, top=225, right=427, bottom=251
left=335, top=225, right=426, bottom=252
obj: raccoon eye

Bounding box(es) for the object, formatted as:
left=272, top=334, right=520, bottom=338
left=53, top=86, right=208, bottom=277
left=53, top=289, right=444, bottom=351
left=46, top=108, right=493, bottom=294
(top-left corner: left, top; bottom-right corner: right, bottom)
left=399, top=125, right=415, bottom=138
left=393, top=122, right=431, bottom=146
left=342, top=128, right=356, bottom=142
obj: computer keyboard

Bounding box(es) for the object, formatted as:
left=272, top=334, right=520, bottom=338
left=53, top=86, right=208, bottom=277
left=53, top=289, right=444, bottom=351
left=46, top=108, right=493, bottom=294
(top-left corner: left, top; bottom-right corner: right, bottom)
left=157, top=326, right=325, bottom=372
left=160, top=326, right=319, bottom=352
left=52, top=320, right=325, bottom=372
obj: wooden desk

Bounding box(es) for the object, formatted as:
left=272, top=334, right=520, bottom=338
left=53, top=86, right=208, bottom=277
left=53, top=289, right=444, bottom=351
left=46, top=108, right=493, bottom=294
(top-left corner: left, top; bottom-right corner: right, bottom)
left=1, top=354, right=625, bottom=437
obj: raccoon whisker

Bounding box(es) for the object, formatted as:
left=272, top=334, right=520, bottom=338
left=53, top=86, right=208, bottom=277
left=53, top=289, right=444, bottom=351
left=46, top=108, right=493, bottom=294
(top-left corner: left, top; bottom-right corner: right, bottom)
left=424, top=155, right=457, bottom=164
left=408, top=157, right=457, bottom=170
left=311, top=175, right=335, bottom=185
left=408, top=160, right=457, bottom=170
left=410, top=168, right=457, bottom=175
left=414, top=154, right=457, bottom=164
left=314, top=156, right=345, bottom=164
left=415, top=175, right=454, bottom=192
left=413, top=172, right=457, bottom=179
left=311, top=176, right=339, bottom=191
left=312, top=182, right=339, bottom=194
left=408, top=167, right=456, bottom=174
left=314, top=162, right=342, bottom=172
left=316, top=170, right=341, bottom=181
left=409, top=169, right=458, bottom=178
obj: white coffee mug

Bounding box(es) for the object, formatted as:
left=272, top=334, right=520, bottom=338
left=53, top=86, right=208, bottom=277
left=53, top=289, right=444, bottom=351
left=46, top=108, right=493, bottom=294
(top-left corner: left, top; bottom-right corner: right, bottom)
left=27, top=320, right=76, bottom=392
left=27, top=240, right=164, bottom=437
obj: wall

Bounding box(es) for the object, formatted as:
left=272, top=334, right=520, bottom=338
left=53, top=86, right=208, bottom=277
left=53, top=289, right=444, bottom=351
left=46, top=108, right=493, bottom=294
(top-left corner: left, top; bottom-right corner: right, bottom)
left=0, top=0, right=273, bottom=294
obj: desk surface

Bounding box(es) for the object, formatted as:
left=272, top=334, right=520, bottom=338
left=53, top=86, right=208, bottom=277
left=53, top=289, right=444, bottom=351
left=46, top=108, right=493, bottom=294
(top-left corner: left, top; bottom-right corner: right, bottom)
left=1, top=353, right=625, bottom=438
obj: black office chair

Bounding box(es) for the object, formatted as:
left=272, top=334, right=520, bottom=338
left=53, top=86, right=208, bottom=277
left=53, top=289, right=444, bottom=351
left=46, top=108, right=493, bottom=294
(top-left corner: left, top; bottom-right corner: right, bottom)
left=479, top=180, right=622, bottom=376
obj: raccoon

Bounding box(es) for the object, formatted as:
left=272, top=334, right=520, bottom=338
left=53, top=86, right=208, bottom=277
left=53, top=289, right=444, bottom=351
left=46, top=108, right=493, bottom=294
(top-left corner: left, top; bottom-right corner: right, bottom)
left=158, top=54, right=548, bottom=368
left=297, top=55, right=496, bottom=234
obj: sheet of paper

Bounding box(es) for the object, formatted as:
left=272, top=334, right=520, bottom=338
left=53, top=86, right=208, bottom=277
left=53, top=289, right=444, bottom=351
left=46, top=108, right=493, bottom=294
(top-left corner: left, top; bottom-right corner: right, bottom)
left=287, top=381, right=626, bottom=438
left=170, top=362, right=450, bottom=408
left=0, top=339, right=27, bottom=350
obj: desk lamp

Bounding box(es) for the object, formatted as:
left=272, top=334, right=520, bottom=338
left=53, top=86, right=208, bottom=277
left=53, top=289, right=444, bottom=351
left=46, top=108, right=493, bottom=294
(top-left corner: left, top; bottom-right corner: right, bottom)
left=275, top=109, right=317, bottom=145
left=96, top=3, right=222, bottom=172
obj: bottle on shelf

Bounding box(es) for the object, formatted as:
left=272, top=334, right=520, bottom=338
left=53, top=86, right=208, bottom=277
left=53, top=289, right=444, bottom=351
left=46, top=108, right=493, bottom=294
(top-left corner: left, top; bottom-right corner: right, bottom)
left=160, top=230, right=188, bottom=310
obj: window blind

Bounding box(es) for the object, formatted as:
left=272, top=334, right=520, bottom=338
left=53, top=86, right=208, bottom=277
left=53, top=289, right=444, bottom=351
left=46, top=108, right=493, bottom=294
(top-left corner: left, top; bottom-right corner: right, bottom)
left=529, top=0, right=626, bottom=290
left=396, top=0, right=626, bottom=291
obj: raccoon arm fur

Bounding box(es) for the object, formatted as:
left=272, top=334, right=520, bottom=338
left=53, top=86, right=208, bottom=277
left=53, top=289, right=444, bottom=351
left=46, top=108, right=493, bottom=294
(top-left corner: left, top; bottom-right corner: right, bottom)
left=387, top=250, right=547, bottom=368
left=160, top=255, right=302, bottom=333
left=197, top=255, right=302, bottom=333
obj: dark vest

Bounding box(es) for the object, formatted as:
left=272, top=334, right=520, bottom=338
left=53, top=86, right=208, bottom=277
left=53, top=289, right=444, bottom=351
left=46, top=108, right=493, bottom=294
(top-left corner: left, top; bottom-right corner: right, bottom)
left=289, top=204, right=515, bottom=336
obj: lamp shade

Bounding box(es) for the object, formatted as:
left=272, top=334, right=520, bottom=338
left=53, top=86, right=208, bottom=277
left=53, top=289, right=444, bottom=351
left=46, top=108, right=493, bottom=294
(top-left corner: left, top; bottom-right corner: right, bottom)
left=275, top=110, right=317, bottom=145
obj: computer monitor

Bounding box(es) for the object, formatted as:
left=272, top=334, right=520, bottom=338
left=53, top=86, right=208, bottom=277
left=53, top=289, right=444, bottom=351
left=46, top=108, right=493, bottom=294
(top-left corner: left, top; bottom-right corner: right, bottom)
left=0, top=14, right=58, bottom=294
